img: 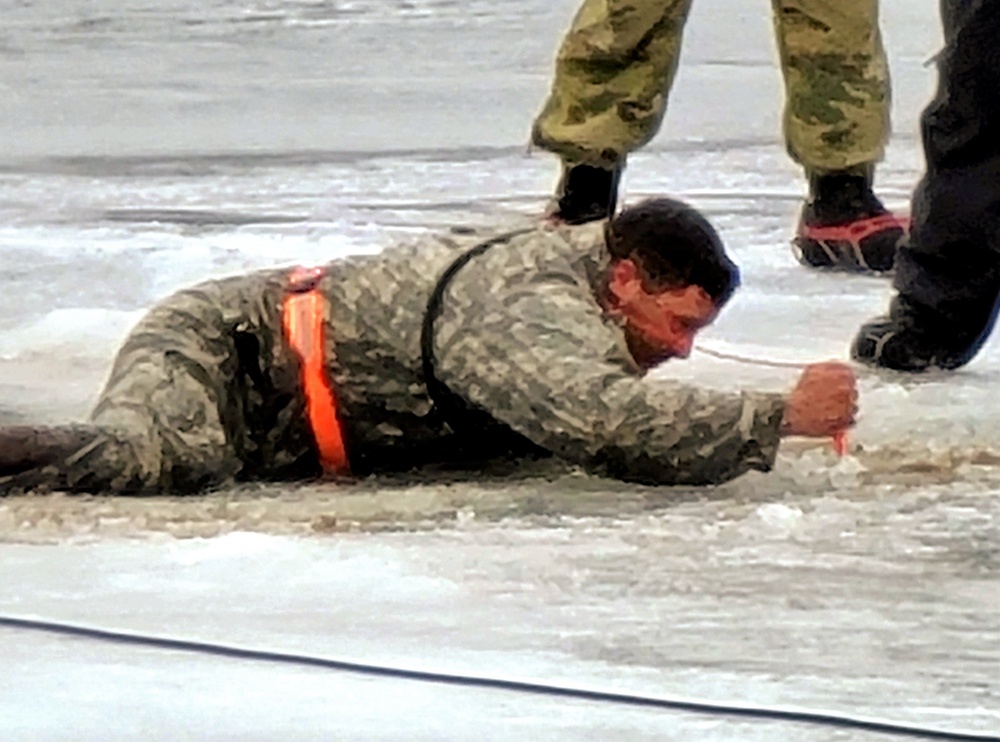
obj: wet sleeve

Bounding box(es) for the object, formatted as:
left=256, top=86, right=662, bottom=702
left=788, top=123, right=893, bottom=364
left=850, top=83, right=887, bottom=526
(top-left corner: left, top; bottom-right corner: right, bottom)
left=436, top=278, right=786, bottom=486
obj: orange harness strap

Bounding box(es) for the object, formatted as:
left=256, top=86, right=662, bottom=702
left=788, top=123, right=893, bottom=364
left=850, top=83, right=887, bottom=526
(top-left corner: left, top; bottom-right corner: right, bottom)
left=282, top=267, right=350, bottom=476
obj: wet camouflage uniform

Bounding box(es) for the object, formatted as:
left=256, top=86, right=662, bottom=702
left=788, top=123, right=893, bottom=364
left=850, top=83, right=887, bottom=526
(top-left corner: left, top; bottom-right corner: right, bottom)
left=532, top=0, right=890, bottom=174
left=8, top=223, right=786, bottom=494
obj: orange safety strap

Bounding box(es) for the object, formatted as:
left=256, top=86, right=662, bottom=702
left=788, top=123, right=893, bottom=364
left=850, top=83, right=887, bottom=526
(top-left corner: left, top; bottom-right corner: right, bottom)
left=282, top=267, right=350, bottom=476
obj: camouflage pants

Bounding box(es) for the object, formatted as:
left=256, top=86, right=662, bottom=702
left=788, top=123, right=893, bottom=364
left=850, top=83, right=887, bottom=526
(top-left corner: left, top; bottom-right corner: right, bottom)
left=37, top=273, right=315, bottom=494
left=532, top=0, right=890, bottom=174
left=70, top=285, right=243, bottom=493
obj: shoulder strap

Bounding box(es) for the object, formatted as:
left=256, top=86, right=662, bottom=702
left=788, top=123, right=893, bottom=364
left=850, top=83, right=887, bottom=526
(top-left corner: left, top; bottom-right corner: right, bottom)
left=420, top=227, right=534, bottom=430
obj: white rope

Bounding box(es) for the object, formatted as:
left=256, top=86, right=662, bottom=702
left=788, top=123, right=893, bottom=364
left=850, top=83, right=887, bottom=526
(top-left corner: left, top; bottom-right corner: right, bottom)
left=694, top=345, right=811, bottom=369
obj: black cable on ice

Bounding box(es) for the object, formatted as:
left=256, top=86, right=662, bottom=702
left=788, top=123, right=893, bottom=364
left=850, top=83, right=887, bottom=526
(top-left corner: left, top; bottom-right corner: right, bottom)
left=0, top=615, right=996, bottom=741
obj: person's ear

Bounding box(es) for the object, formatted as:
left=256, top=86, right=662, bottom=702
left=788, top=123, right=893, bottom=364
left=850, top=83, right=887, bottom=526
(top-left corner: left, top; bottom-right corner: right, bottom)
left=608, top=258, right=642, bottom=304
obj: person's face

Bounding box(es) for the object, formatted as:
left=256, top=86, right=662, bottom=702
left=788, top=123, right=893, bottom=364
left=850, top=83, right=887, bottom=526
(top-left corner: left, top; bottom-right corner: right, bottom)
left=605, top=259, right=719, bottom=368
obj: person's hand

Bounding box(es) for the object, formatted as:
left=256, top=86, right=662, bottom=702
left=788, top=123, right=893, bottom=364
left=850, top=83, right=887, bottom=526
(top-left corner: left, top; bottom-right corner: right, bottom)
left=780, top=362, right=858, bottom=438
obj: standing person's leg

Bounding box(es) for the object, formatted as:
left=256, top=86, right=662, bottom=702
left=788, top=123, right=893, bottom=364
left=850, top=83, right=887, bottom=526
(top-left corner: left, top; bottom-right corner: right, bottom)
left=772, top=0, right=906, bottom=273
left=531, top=0, right=694, bottom=224
left=852, top=0, right=1000, bottom=371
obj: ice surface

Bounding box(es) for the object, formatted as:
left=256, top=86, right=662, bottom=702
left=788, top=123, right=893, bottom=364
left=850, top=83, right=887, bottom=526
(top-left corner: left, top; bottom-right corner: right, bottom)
left=0, top=2, right=997, bottom=740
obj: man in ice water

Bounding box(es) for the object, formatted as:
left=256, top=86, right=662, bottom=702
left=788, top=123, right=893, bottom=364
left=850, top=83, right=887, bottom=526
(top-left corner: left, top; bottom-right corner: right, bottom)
left=0, top=198, right=856, bottom=495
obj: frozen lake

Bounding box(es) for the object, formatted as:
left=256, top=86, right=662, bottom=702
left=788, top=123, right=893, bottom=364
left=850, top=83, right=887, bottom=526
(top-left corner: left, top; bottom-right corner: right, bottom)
left=1, top=1, right=997, bottom=740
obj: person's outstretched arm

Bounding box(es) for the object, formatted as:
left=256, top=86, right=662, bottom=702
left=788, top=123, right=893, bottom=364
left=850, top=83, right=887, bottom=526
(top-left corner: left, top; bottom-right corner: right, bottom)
left=433, top=263, right=787, bottom=486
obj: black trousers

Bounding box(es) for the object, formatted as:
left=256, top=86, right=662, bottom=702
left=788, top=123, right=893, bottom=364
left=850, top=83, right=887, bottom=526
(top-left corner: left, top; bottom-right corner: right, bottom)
left=891, top=0, right=1000, bottom=354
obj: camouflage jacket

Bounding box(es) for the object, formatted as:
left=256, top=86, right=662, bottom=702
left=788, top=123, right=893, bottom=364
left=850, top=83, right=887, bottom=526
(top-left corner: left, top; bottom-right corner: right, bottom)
left=320, top=221, right=785, bottom=485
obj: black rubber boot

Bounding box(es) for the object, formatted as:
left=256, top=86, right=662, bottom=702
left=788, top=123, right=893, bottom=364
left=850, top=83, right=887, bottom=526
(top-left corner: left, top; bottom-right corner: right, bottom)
left=852, top=316, right=969, bottom=371
left=852, top=295, right=1000, bottom=372
left=794, top=170, right=907, bottom=275
left=547, top=163, right=622, bottom=225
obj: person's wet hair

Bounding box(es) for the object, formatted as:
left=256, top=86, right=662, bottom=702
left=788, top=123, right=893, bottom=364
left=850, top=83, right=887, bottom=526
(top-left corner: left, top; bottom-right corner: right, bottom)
left=605, top=197, right=740, bottom=304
